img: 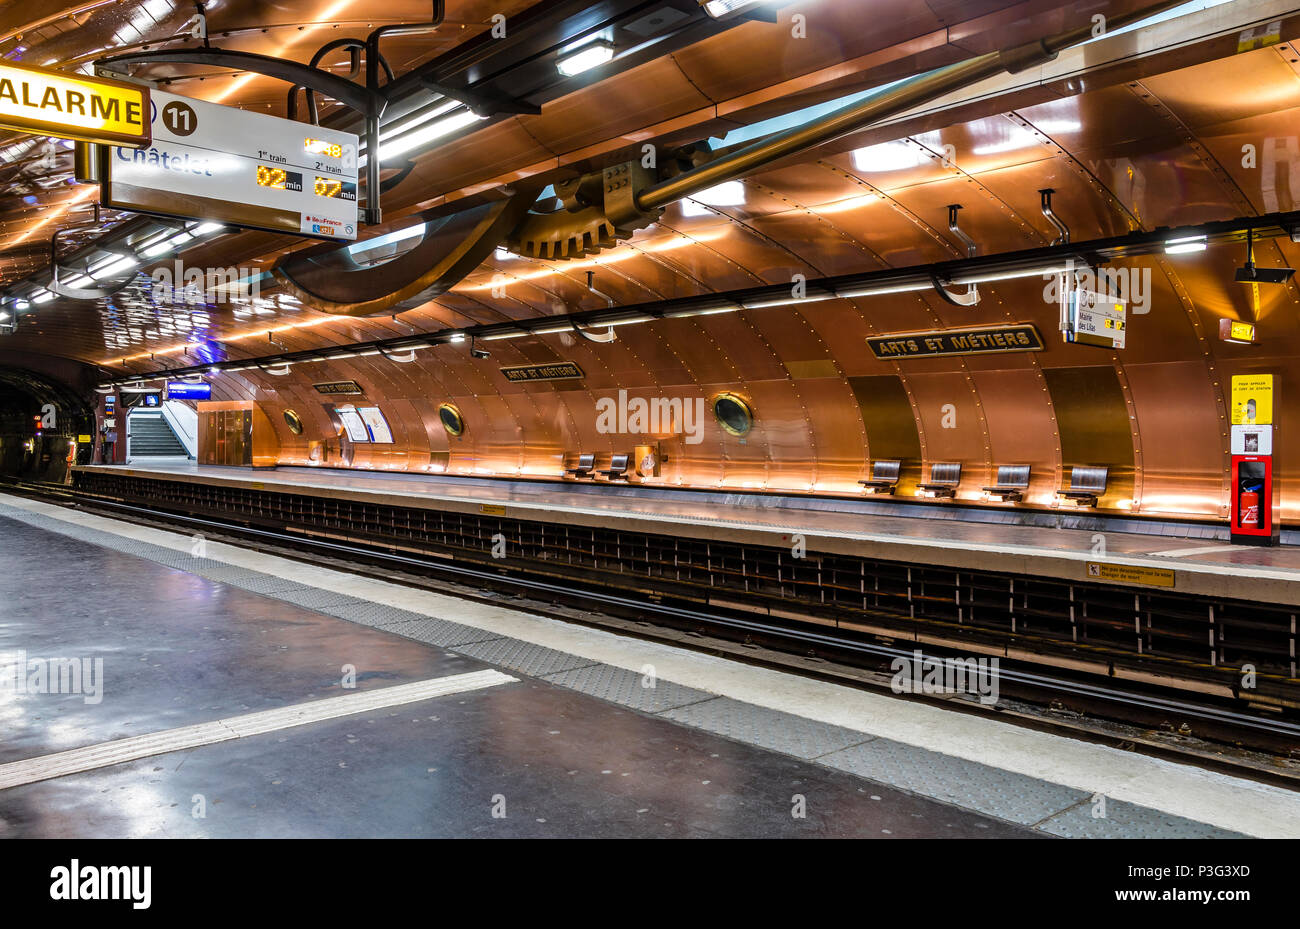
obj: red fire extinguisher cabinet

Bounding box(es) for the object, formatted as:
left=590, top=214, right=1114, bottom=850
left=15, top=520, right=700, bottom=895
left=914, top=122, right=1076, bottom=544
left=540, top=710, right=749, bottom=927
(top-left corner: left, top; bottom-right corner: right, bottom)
left=1230, top=455, right=1278, bottom=545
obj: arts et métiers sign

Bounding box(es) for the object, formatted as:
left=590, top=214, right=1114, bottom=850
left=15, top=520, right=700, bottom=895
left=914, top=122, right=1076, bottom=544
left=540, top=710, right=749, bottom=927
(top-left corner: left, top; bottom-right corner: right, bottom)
left=867, top=324, right=1044, bottom=360
left=0, top=61, right=150, bottom=148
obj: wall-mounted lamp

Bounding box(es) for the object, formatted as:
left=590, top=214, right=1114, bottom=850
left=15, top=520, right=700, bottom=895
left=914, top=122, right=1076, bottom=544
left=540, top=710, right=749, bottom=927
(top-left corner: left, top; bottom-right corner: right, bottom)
left=1219, top=319, right=1256, bottom=344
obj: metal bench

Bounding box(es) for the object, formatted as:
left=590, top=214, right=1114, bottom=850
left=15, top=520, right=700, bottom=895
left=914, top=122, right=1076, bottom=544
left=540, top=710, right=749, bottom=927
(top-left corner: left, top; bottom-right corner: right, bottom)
left=1058, top=465, right=1108, bottom=506
left=983, top=464, right=1031, bottom=502
left=598, top=453, right=632, bottom=481
left=918, top=461, right=962, bottom=499
left=858, top=459, right=901, bottom=494
left=564, top=453, right=595, bottom=479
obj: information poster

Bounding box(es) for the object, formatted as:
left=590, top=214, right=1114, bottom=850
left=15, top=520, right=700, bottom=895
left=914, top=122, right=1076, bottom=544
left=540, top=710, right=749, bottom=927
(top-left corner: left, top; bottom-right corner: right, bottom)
left=335, top=406, right=370, bottom=443
left=357, top=406, right=393, bottom=444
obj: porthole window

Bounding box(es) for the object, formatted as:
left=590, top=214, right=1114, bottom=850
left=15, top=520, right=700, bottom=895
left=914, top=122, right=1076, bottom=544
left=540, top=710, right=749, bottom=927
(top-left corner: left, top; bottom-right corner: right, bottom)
left=712, top=392, right=753, bottom=437
left=438, top=403, right=466, bottom=437
left=284, top=410, right=304, bottom=435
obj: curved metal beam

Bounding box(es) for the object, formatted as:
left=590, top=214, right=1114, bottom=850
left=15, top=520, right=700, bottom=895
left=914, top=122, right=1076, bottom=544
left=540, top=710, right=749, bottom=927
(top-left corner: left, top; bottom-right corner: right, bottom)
left=271, top=191, right=536, bottom=316
left=96, top=47, right=381, bottom=115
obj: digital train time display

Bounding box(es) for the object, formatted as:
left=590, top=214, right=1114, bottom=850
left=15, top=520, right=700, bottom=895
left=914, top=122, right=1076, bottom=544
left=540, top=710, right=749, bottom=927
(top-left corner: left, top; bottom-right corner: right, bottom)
left=256, top=165, right=303, bottom=191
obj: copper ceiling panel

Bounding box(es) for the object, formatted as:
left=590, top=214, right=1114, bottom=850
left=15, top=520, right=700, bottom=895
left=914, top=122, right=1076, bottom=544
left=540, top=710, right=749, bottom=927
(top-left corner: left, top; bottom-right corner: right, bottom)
left=1136, top=44, right=1300, bottom=130
left=1194, top=107, right=1300, bottom=216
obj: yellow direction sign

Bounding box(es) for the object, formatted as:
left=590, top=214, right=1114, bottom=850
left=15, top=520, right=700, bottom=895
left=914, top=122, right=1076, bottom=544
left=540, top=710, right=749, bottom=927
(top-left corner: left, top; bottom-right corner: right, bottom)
left=0, top=61, right=149, bottom=147
left=1231, top=374, right=1273, bottom=425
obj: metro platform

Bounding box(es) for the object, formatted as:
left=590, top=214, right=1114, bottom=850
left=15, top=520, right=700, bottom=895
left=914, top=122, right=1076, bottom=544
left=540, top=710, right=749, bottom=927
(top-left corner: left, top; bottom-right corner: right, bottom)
left=1, top=491, right=1295, bottom=839
left=73, top=461, right=1300, bottom=606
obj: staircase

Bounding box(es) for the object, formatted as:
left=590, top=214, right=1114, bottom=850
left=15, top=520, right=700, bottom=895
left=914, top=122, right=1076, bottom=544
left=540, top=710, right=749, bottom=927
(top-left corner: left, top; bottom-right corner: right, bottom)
left=129, top=413, right=189, bottom=457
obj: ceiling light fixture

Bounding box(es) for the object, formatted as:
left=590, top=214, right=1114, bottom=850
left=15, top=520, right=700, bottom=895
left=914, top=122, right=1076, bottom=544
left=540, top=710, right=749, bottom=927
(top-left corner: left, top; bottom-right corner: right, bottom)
left=702, top=0, right=780, bottom=19
left=376, top=108, right=484, bottom=161
left=556, top=40, right=615, bottom=77
left=1165, top=235, right=1207, bottom=255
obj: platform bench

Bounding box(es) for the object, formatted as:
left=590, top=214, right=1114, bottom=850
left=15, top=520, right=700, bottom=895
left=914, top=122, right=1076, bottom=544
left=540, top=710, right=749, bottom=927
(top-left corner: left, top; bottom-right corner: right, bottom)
left=918, top=461, right=962, bottom=499
left=858, top=459, right=901, bottom=494
left=599, top=453, right=632, bottom=481
left=1058, top=465, right=1108, bottom=506
left=564, top=453, right=596, bottom=479
left=983, top=464, right=1031, bottom=502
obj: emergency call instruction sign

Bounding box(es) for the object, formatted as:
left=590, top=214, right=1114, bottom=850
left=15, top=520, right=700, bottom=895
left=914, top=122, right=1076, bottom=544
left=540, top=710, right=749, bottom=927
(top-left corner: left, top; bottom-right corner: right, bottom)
left=100, top=90, right=358, bottom=241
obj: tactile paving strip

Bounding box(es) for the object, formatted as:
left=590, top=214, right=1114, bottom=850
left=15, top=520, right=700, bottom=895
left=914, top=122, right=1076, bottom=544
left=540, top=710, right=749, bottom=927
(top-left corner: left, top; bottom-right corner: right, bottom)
left=452, top=637, right=599, bottom=677
left=321, top=601, right=430, bottom=629
left=542, top=663, right=716, bottom=714
left=372, top=616, right=502, bottom=648
left=816, top=738, right=1088, bottom=826
left=661, top=697, right=876, bottom=760
left=1035, top=796, right=1248, bottom=839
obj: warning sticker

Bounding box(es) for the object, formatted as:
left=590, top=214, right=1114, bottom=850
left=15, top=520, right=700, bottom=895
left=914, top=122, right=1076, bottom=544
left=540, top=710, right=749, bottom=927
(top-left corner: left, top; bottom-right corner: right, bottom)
left=479, top=504, right=506, bottom=516
left=1086, top=562, right=1175, bottom=588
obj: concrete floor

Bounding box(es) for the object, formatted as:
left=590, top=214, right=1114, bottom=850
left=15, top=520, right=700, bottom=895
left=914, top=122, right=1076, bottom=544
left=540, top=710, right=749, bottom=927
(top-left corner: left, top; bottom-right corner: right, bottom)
left=0, top=514, right=1033, bottom=838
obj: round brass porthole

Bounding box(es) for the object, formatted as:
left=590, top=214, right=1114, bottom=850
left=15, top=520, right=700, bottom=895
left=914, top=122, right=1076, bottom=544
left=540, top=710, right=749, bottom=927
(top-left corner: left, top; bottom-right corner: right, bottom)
left=712, top=392, right=753, bottom=437
left=438, top=403, right=466, bottom=437
left=283, top=409, right=304, bottom=435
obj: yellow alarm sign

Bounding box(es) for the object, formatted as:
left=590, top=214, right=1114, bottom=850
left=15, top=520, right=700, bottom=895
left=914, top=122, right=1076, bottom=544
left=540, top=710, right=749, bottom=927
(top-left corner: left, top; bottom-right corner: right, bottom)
left=1231, top=374, right=1273, bottom=425
left=0, top=60, right=150, bottom=147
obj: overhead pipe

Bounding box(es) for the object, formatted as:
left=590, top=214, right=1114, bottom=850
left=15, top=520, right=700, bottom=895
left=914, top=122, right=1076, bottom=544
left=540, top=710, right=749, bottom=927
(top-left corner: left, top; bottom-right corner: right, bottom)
left=634, top=0, right=1190, bottom=213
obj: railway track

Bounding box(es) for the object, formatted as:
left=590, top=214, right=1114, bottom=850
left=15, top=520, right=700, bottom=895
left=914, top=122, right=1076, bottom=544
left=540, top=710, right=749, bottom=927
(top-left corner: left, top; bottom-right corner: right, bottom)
left=5, top=477, right=1299, bottom=789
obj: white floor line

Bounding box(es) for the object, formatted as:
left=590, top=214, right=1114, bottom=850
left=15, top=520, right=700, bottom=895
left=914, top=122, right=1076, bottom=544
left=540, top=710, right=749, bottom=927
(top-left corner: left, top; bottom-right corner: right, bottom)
left=3, top=492, right=1298, bottom=837
left=1149, top=544, right=1243, bottom=558
left=0, top=670, right=515, bottom=791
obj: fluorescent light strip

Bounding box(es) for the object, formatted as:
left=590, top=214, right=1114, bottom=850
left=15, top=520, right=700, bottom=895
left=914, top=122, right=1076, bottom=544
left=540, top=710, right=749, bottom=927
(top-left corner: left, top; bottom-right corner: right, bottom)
left=557, top=40, right=614, bottom=77
left=662, top=305, right=738, bottom=318
left=948, top=262, right=1075, bottom=285
left=375, top=108, right=484, bottom=161
left=834, top=281, right=931, bottom=298
left=704, top=0, right=779, bottom=17
left=741, top=293, right=836, bottom=309
left=1165, top=235, right=1207, bottom=254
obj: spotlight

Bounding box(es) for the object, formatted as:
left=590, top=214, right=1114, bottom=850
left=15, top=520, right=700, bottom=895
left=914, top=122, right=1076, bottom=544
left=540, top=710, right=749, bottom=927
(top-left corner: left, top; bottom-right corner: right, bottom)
left=469, top=336, right=490, bottom=359
left=1236, top=227, right=1295, bottom=284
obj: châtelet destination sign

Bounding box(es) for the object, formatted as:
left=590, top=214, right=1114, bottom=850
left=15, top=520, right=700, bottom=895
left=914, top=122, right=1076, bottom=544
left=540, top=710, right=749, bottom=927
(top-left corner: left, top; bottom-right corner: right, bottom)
left=867, top=324, right=1044, bottom=359
left=0, top=61, right=150, bottom=147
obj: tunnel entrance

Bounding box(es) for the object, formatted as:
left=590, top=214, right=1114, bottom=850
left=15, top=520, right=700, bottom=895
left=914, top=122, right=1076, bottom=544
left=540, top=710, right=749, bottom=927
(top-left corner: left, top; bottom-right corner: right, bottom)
left=0, top=367, right=95, bottom=484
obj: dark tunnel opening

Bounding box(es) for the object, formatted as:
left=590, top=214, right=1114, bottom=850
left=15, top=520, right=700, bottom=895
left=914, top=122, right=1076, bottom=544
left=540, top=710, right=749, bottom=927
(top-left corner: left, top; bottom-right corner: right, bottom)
left=0, top=366, right=96, bottom=483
